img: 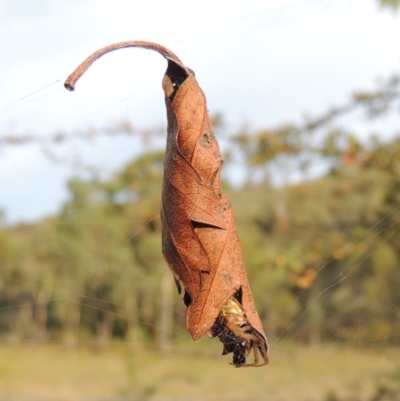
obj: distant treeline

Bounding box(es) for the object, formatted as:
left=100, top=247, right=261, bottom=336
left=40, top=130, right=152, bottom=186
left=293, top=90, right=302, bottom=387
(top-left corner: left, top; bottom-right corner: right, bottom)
left=1, top=71, right=400, bottom=349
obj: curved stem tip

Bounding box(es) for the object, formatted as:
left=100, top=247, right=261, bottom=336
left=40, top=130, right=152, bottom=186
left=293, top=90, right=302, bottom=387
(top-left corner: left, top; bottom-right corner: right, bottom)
left=64, top=40, right=184, bottom=91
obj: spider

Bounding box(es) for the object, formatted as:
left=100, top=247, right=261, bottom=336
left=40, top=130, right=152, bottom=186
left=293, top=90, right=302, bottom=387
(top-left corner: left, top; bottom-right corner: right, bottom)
left=210, top=289, right=269, bottom=367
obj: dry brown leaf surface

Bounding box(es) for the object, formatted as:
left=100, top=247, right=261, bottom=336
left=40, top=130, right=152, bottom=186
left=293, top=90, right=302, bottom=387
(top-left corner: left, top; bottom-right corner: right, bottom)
left=65, top=41, right=268, bottom=367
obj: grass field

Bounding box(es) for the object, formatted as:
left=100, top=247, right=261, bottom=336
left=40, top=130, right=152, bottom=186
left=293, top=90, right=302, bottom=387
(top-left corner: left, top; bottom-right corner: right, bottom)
left=0, top=341, right=399, bottom=401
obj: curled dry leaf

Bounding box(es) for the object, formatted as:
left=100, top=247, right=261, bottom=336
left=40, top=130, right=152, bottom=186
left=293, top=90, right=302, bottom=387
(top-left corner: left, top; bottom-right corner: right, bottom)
left=65, top=41, right=269, bottom=367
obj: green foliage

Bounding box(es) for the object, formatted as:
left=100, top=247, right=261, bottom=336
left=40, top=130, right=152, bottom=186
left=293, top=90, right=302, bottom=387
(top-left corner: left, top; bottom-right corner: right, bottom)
left=2, top=114, right=400, bottom=347
left=379, top=0, right=400, bottom=12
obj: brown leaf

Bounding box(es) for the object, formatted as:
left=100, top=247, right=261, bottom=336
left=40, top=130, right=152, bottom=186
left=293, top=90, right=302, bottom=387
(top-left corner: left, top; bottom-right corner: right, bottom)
left=65, top=41, right=268, bottom=367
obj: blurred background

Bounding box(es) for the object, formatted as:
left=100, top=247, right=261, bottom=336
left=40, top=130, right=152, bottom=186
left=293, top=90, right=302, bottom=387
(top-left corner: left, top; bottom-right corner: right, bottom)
left=1, top=1, right=400, bottom=400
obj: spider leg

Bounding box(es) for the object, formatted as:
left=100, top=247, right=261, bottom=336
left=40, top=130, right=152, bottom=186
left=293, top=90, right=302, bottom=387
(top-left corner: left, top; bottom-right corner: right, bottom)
left=241, top=332, right=269, bottom=367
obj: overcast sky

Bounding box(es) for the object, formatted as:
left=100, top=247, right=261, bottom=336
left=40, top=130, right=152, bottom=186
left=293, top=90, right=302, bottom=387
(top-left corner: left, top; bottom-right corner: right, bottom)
left=1, top=0, right=400, bottom=223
